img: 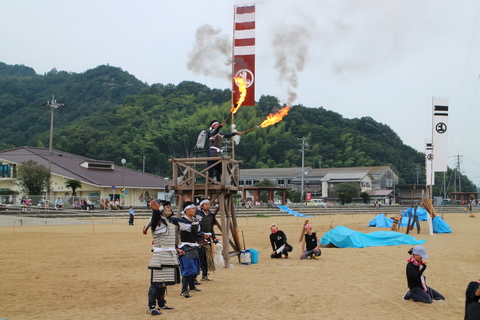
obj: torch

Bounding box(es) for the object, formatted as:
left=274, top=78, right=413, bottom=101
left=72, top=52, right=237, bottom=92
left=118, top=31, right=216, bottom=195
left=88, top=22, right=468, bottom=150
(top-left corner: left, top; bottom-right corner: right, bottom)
left=222, top=77, right=247, bottom=126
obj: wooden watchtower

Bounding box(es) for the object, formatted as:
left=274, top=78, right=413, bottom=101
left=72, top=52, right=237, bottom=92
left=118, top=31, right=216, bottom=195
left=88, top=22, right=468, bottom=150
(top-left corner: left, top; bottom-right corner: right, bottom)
left=169, top=156, right=243, bottom=267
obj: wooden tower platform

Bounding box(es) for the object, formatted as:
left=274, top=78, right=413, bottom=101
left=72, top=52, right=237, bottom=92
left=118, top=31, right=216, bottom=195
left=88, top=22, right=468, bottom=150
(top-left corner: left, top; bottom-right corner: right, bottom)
left=169, top=156, right=243, bottom=267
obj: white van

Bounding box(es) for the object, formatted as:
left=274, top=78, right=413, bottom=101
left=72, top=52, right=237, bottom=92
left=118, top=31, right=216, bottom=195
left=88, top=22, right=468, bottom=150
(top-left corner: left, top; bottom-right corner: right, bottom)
left=307, top=199, right=327, bottom=208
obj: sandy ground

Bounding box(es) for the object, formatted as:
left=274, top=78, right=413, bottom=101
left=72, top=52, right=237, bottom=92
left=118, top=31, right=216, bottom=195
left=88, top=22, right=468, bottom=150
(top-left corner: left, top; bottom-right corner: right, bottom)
left=0, top=211, right=478, bottom=320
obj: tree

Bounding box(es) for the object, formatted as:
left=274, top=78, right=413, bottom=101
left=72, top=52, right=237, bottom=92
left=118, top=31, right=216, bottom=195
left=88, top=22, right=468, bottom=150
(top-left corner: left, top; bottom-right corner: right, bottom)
left=335, top=183, right=361, bottom=205
left=16, top=160, right=50, bottom=195
left=360, top=192, right=371, bottom=204
left=65, top=179, right=82, bottom=196
left=254, top=179, right=275, bottom=203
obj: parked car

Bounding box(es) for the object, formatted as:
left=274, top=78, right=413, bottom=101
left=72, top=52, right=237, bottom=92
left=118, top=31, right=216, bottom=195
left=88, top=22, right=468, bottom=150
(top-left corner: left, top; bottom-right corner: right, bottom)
left=306, top=199, right=327, bottom=208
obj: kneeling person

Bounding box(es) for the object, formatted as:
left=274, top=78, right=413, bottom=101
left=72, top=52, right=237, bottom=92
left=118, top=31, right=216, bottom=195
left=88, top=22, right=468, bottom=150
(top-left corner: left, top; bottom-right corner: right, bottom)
left=300, top=224, right=321, bottom=259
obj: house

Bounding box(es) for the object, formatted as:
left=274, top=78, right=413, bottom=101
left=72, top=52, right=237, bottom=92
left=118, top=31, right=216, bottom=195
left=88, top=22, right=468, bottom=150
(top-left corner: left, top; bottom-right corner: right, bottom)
left=0, top=146, right=167, bottom=206
left=238, top=166, right=398, bottom=201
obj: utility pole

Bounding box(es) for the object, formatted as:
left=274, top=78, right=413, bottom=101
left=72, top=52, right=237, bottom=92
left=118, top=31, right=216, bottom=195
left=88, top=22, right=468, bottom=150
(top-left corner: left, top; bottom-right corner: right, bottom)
left=455, top=153, right=463, bottom=192
left=415, top=166, right=421, bottom=184
left=42, top=95, right=66, bottom=202
left=299, top=137, right=308, bottom=205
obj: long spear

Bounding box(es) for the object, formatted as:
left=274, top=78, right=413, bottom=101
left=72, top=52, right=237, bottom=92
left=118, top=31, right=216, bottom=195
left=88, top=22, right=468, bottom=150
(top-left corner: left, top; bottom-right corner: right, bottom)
left=238, top=106, right=291, bottom=135
left=239, top=126, right=259, bottom=134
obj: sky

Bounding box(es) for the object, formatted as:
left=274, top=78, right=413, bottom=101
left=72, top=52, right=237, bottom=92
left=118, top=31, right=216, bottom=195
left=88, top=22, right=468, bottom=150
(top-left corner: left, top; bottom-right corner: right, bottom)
left=1, top=0, right=480, bottom=187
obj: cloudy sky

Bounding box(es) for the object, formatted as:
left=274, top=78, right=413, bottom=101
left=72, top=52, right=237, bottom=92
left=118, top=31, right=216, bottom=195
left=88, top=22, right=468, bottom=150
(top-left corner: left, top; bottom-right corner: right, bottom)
left=1, top=0, right=479, bottom=187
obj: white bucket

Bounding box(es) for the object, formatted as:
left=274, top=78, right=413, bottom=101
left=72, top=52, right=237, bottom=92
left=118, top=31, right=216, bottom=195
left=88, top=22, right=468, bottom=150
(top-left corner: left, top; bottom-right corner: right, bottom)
left=240, top=250, right=251, bottom=265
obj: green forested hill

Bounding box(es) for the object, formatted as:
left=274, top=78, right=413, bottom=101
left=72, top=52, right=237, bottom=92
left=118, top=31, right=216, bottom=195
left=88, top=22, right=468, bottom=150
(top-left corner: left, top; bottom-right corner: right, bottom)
left=0, top=63, right=475, bottom=192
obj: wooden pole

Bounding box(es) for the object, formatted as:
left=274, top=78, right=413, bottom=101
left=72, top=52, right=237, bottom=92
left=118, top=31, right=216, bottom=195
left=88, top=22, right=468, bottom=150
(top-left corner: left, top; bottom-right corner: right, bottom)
left=242, top=230, right=246, bottom=250
left=299, top=220, right=309, bottom=242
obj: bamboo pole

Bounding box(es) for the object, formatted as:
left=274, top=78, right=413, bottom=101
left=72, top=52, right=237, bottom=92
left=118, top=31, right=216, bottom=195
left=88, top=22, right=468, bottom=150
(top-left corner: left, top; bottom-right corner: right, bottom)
left=242, top=230, right=246, bottom=251
left=299, top=220, right=309, bottom=242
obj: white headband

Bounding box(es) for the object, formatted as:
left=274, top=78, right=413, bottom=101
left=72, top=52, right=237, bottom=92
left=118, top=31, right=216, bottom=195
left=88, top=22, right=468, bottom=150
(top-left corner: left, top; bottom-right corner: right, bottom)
left=184, top=204, right=197, bottom=210
left=199, top=199, right=210, bottom=207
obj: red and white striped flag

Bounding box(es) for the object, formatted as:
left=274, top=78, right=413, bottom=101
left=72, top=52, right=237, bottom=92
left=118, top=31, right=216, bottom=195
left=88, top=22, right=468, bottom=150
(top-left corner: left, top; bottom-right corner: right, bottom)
left=233, top=5, right=255, bottom=107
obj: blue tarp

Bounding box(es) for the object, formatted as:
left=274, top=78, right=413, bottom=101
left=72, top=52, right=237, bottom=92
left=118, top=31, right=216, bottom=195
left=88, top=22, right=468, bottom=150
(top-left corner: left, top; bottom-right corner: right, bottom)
left=368, top=207, right=429, bottom=228
left=432, top=216, right=452, bottom=233
left=368, top=214, right=394, bottom=228
left=368, top=214, right=415, bottom=228
left=402, top=207, right=428, bottom=221
left=320, top=225, right=426, bottom=248
left=277, top=205, right=313, bottom=217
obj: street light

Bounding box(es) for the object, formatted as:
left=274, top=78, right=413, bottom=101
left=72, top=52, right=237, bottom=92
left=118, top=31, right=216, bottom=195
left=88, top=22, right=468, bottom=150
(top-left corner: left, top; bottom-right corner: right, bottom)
left=42, top=95, right=67, bottom=202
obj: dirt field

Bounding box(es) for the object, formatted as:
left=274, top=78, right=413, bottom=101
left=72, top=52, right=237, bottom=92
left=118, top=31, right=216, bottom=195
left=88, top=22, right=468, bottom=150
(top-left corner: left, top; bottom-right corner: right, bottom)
left=0, top=211, right=478, bottom=319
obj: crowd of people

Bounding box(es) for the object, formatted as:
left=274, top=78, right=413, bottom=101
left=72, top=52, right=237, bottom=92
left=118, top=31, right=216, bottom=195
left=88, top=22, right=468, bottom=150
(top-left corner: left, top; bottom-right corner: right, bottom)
left=142, top=197, right=217, bottom=315
left=267, top=225, right=479, bottom=318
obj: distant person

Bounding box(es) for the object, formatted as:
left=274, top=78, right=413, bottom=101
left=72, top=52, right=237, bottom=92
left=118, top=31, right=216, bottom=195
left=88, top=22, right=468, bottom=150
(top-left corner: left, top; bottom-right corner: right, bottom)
left=207, top=120, right=241, bottom=182
left=55, top=197, right=63, bottom=209
left=268, top=200, right=274, bottom=209
left=465, top=279, right=480, bottom=320
left=300, top=224, right=321, bottom=259
left=128, top=206, right=135, bottom=225
left=269, top=223, right=291, bottom=259
left=403, top=246, right=445, bottom=303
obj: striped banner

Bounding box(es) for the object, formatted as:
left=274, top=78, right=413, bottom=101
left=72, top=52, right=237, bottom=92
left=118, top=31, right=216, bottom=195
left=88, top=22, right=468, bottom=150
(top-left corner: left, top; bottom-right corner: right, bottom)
left=233, top=5, right=255, bottom=107
left=432, top=97, right=449, bottom=172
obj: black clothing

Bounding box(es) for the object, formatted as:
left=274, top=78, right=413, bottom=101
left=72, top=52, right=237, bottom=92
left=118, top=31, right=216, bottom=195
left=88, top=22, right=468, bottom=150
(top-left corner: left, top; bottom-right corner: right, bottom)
left=169, top=216, right=203, bottom=243
left=207, top=125, right=237, bottom=181
left=465, top=281, right=480, bottom=320
left=270, top=230, right=289, bottom=258
left=270, top=230, right=287, bottom=251
left=305, top=232, right=318, bottom=251
left=406, top=261, right=427, bottom=290
left=196, top=210, right=216, bottom=239
left=196, top=209, right=215, bottom=278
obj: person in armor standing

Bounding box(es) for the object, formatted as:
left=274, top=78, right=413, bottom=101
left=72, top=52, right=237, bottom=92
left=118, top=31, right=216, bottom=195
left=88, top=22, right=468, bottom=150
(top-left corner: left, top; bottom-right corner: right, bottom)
left=143, top=200, right=181, bottom=316
left=169, top=201, right=209, bottom=298
left=196, top=198, right=216, bottom=281
left=207, top=120, right=240, bottom=182
left=300, top=224, right=321, bottom=259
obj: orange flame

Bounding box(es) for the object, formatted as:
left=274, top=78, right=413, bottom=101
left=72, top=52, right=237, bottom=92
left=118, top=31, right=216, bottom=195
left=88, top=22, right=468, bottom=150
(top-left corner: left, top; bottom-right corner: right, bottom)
left=230, top=76, right=247, bottom=113
left=259, top=106, right=291, bottom=128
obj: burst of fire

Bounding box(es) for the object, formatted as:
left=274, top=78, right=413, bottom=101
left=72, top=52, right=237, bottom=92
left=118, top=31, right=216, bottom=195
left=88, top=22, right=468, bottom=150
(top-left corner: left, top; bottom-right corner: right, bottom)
left=259, top=106, right=291, bottom=128
left=230, top=76, right=247, bottom=113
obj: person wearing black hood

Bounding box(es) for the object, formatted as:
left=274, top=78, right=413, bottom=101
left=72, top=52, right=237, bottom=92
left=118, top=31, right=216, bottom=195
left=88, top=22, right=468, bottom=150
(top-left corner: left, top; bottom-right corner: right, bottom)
left=143, top=200, right=181, bottom=315
left=207, top=120, right=241, bottom=182
left=465, top=279, right=480, bottom=320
